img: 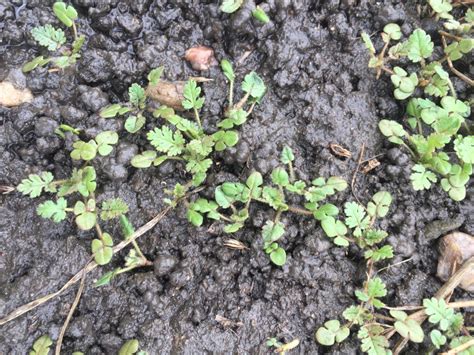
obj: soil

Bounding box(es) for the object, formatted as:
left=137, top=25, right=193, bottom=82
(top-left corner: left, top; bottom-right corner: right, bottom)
left=0, top=0, right=472, bottom=354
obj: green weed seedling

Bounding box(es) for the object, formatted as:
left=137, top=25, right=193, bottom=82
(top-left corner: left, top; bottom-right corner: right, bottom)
left=118, top=339, right=148, bottom=355
left=362, top=5, right=473, bottom=201
left=220, top=0, right=270, bottom=24
left=130, top=61, right=265, bottom=188
left=266, top=337, right=300, bottom=354
left=23, top=2, right=85, bottom=73
left=17, top=130, right=149, bottom=283
left=315, top=190, right=474, bottom=353
left=186, top=146, right=349, bottom=265
left=29, top=335, right=52, bottom=355
left=99, top=67, right=164, bottom=134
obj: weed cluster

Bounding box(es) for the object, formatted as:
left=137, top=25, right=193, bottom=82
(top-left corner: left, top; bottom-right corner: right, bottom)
left=362, top=4, right=473, bottom=201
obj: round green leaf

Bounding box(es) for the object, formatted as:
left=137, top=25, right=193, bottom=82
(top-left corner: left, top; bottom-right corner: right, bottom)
left=91, top=238, right=113, bottom=265
left=270, top=247, right=286, bottom=266
left=315, top=327, right=335, bottom=346
left=131, top=151, right=157, bottom=168
left=53, top=1, right=78, bottom=27
left=124, top=115, right=146, bottom=134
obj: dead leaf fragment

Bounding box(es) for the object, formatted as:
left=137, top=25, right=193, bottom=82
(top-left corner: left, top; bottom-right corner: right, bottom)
left=146, top=80, right=186, bottom=111
left=0, top=81, right=33, bottom=107
left=185, top=46, right=217, bottom=71
left=361, top=159, right=380, bottom=174
left=329, top=143, right=351, bottom=158
left=437, top=232, right=474, bottom=292
left=215, top=315, right=243, bottom=328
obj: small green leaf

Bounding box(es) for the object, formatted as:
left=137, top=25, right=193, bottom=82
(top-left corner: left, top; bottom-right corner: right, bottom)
left=407, top=28, right=434, bottom=63
left=100, top=198, right=129, bottom=220
left=315, top=320, right=349, bottom=346
left=454, top=136, right=474, bottom=164
left=129, top=83, right=146, bottom=108
left=430, top=329, right=447, bottom=349
left=71, top=140, right=97, bottom=161
left=271, top=167, right=289, bottom=187
left=100, top=104, right=131, bottom=118
left=94, top=268, right=120, bottom=287
left=383, top=23, right=401, bottom=40
left=313, top=203, right=339, bottom=221
left=220, top=0, right=243, bottom=13
left=125, top=115, right=146, bottom=133
left=220, top=59, right=235, bottom=82
left=361, top=32, right=376, bottom=55
left=22, top=56, right=51, bottom=72
left=213, top=130, right=239, bottom=151
left=379, top=119, right=407, bottom=144
left=423, top=297, right=456, bottom=331
left=37, top=198, right=68, bottom=222
left=17, top=172, right=56, bottom=198
left=120, top=215, right=135, bottom=239
left=31, top=24, right=66, bottom=51
left=95, top=131, right=119, bottom=156
left=148, top=66, right=164, bottom=86
left=281, top=146, right=295, bottom=164
left=182, top=80, right=204, bottom=110
left=262, top=220, right=285, bottom=247
left=119, top=339, right=139, bottom=355
left=53, top=1, right=78, bottom=27
left=29, top=335, right=53, bottom=355
left=410, top=164, right=437, bottom=191
left=242, top=72, right=266, bottom=102
left=252, top=6, right=270, bottom=24
left=367, top=191, right=392, bottom=218
left=223, top=222, right=244, bottom=233
left=74, top=200, right=96, bottom=230
left=147, top=126, right=185, bottom=156
left=57, top=167, right=96, bottom=197
left=364, top=245, right=394, bottom=262
left=270, top=247, right=286, bottom=266
left=246, top=171, right=263, bottom=199
left=187, top=209, right=203, bottom=226
left=131, top=151, right=157, bottom=168
left=91, top=233, right=113, bottom=265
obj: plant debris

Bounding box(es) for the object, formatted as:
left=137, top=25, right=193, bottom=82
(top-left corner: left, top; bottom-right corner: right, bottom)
left=437, top=232, right=474, bottom=292
left=0, top=82, right=33, bottom=107
left=184, top=46, right=217, bottom=71
left=329, top=143, right=352, bottom=159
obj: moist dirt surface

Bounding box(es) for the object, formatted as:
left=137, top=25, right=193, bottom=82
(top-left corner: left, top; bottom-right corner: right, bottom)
left=0, top=1, right=472, bottom=354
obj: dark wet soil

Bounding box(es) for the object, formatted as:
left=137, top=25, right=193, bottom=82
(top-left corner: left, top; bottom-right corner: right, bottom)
left=0, top=0, right=472, bottom=353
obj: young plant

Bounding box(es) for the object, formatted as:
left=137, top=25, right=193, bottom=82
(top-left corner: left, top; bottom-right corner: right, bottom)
left=118, top=339, right=148, bottom=355
left=185, top=147, right=349, bottom=265
left=99, top=67, right=164, bottom=134
left=131, top=62, right=266, bottom=188
left=17, top=130, right=149, bottom=273
left=362, top=8, right=473, bottom=201
left=23, top=2, right=85, bottom=73
left=378, top=95, right=472, bottom=201
left=266, top=337, right=300, bottom=354
left=29, top=335, right=53, bottom=355
left=220, top=0, right=271, bottom=24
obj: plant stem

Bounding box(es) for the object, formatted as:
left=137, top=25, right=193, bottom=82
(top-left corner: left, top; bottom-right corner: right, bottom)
left=274, top=209, right=283, bottom=223
left=287, top=205, right=313, bottom=216
left=444, top=338, right=474, bottom=355
left=288, top=161, right=295, bottom=182
left=218, top=213, right=233, bottom=222
left=229, top=81, right=234, bottom=108
left=95, top=223, right=104, bottom=241
left=194, top=108, right=202, bottom=129
left=72, top=22, right=78, bottom=40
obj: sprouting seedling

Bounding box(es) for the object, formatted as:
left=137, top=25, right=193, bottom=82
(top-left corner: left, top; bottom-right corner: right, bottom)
left=29, top=335, right=53, bottom=355
left=182, top=79, right=205, bottom=129
left=252, top=6, right=270, bottom=24
left=185, top=147, right=349, bottom=266
left=54, top=123, right=80, bottom=139
left=219, top=0, right=243, bottom=14
left=23, top=2, right=84, bottom=73
left=118, top=339, right=148, bottom=355
left=266, top=338, right=300, bottom=354
left=99, top=68, right=164, bottom=134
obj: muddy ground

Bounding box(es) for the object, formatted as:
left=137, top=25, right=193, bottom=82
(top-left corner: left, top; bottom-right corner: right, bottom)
left=0, top=0, right=472, bottom=353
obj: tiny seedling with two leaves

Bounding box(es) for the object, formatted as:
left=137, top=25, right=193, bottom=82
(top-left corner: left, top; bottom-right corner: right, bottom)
left=23, top=2, right=85, bottom=73
left=186, top=146, right=350, bottom=265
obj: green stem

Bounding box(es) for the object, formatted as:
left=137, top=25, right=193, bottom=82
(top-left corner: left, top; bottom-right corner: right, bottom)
left=219, top=213, right=233, bottom=222
left=274, top=209, right=283, bottom=223
left=72, top=21, right=78, bottom=41
left=287, top=205, right=313, bottom=216
left=447, top=77, right=457, bottom=99
left=288, top=162, right=295, bottom=182
left=131, top=240, right=147, bottom=262
left=229, top=80, right=234, bottom=108
left=194, top=108, right=202, bottom=129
